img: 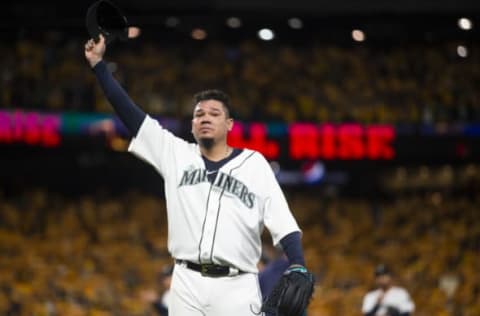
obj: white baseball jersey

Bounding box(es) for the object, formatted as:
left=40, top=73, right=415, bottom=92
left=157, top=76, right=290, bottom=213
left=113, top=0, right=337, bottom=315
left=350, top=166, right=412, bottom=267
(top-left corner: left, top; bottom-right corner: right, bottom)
left=128, top=115, right=300, bottom=273
left=362, top=286, right=415, bottom=315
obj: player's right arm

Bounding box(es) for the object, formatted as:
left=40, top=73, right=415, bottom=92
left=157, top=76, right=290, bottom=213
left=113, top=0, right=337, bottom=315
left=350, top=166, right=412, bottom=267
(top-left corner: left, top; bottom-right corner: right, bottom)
left=85, top=35, right=190, bottom=176
left=84, top=35, right=146, bottom=136
left=362, top=291, right=383, bottom=316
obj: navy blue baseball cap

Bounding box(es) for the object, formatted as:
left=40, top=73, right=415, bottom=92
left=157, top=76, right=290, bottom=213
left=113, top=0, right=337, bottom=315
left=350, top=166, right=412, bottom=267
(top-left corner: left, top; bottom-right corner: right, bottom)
left=374, top=264, right=391, bottom=276
left=86, top=0, right=128, bottom=44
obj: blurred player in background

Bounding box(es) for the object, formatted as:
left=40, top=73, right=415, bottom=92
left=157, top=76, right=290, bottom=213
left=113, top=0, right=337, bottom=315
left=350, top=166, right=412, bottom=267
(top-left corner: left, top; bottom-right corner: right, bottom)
left=153, top=265, right=174, bottom=316
left=258, top=241, right=290, bottom=299
left=362, top=264, right=415, bottom=316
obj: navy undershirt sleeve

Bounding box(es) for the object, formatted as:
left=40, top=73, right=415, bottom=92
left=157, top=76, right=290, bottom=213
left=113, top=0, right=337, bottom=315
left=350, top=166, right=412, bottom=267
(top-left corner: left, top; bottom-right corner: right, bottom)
left=279, top=231, right=305, bottom=266
left=92, top=60, right=146, bottom=136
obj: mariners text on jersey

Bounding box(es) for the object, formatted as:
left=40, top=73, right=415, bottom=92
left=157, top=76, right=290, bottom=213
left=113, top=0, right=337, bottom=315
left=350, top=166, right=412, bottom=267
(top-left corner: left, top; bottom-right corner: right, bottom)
left=178, top=167, right=256, bottom=209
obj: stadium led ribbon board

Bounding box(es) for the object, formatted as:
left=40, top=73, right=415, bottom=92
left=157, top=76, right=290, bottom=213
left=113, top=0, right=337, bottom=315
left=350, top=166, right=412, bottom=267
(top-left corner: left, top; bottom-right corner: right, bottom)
left=2, top=110, right=479, bottom=163
left=0, top=110, right=394, bottom=161
left=0, top=110, right=61, bottom=147
left=228, top=122, right=395, bottom=160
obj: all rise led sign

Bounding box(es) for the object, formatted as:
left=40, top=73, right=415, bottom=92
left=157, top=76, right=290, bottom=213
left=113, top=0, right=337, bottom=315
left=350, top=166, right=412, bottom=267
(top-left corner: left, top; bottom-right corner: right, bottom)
left=0, top=111, right=395, bottom=160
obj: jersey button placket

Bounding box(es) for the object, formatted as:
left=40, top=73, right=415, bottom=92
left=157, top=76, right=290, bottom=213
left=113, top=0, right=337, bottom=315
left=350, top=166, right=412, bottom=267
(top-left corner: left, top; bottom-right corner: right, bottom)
left=200, top=211, right=215, bottom=261
left=200, top=188, right=220, bottom=262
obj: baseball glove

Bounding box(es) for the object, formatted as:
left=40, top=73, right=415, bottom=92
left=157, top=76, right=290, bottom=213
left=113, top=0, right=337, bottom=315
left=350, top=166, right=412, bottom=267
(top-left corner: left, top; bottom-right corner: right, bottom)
left=260, top=265, right=315, bottom=316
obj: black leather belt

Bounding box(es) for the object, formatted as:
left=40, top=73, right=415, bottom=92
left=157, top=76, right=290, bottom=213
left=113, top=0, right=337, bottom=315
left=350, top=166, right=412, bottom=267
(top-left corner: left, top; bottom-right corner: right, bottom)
left=176, top=259, right=244, bottom=277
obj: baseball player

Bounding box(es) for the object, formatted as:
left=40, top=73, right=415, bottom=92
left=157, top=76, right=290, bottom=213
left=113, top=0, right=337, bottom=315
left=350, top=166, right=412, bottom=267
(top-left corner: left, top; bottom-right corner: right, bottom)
left=84, top=35, right=307, bottom=316
left=362, top=264, right=415, bottom=316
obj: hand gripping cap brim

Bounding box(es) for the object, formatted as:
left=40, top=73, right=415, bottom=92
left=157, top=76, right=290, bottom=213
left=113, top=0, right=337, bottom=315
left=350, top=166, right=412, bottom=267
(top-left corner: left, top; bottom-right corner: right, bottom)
left=86, top=0, right=128, bottom=44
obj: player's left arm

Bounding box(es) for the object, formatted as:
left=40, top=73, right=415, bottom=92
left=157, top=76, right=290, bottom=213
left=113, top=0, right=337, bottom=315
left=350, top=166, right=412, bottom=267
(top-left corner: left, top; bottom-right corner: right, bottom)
left=258, top=153, right=306, bottom=269
left=399, top=289, right=415, bottom=316
left=260, top=163, right=315, bottom=316
left=279, top=231, right=305, bottom=267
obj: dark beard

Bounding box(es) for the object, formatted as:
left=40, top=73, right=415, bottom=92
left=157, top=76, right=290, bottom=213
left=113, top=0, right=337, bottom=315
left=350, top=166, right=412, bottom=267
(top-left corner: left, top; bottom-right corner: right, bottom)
left=198, top=137, right=214, bottom=149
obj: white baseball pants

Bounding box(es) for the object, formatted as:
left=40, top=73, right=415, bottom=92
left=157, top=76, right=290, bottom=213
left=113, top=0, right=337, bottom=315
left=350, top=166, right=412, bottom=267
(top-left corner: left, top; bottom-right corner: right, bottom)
left=169, top=263, right=263, bottom=316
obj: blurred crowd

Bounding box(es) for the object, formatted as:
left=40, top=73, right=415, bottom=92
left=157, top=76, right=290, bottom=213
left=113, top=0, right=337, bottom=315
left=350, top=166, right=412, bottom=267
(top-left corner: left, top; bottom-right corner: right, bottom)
left=295, top=192, right=480, bottom=316
left=1, top=28, right=479, bottom=316
left=0, top=190, right=170, bottom=316
left=1, top=31, right=479, bottom=123
left=0, top=187, right=479, bottom=316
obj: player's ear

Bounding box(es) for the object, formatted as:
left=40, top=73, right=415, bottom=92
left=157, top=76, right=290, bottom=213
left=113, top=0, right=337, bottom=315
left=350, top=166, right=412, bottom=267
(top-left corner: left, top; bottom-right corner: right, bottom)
left=227, top=118, right=234, bottom=132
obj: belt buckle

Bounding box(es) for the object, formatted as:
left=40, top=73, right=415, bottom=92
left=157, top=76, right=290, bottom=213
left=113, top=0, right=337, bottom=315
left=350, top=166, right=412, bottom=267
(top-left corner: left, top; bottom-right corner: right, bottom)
left=201, top=264, right=212, bottom=276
